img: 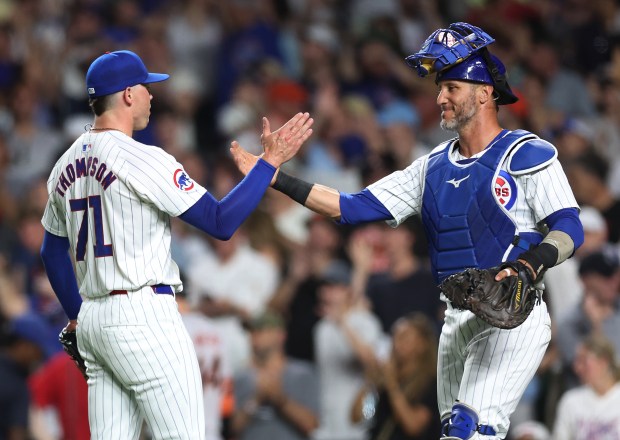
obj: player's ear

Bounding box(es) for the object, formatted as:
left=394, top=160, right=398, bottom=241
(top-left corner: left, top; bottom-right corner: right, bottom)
left=121, top=87, right=133, bottom=105
left=478, top=84, right=494, bottom=105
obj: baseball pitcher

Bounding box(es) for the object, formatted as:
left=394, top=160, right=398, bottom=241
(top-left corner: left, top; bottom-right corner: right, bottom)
left=40, top=50, right=313, bottom=439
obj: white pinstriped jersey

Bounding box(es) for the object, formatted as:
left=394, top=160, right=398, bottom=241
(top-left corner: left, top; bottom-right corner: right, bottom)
left=368, top=134, right=579, bottom=232
left=41, top=130, right=206, bottom=298
left=367, top=131, right=580, bottom=438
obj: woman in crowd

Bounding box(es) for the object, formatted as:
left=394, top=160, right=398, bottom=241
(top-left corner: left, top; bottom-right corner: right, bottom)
left=351, top=312, right=440, bottom=440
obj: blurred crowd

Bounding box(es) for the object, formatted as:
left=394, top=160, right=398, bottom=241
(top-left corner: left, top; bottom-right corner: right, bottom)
left=1, top=0, right=620, bottom=439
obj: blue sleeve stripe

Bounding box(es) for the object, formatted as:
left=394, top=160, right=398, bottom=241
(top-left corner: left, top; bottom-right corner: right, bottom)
left=40, top=231, right=82, bottom=320
left=544, top=207, right=584, bottom=250
left=339, top=188, right=393, bottom=224
left=178, top=158, right=276, bottom=240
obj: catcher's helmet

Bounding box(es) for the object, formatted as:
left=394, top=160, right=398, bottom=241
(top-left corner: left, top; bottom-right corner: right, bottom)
left=437, top=52, right=518, bottom=105
left=405, top=22, right=518, bottom=105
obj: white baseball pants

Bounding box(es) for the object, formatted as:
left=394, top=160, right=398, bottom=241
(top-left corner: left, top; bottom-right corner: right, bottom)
left=77, top=287, right=205, bottom=439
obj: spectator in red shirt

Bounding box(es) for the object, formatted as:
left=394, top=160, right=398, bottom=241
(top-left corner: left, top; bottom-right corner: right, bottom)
left=29, top=351, right=89, bottom=440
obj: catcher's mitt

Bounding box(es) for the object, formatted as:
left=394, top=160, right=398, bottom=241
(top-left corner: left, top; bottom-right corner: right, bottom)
left=440, top=261, right=541, bottom=329
left=59, top=328, right=87, bottom=380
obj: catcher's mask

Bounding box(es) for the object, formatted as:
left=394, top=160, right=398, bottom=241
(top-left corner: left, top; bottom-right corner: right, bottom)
left=405, top=22, right=518, bottom=105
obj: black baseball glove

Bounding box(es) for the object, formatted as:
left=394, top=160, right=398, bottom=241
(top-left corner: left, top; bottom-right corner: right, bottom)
left=59, top=328, right=88, bottom=380
left=439, top=261, right=541, bottom=329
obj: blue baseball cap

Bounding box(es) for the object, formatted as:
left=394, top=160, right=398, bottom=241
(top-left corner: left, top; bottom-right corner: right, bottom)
left=8, top=313, right=61, bottom=360
left=377, top=101, right=420, bottom=128
left=86, top=50, right=169, bottom=98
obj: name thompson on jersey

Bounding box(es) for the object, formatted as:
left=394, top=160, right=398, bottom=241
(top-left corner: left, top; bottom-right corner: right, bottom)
left=54, top=154, right=118, bottom=197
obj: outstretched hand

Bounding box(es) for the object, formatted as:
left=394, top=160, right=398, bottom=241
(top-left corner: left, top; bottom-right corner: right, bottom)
left=230, top=112, right=314, bottom=177
left=262, top=112, right=313, bottom=168
left=230, top=141, right=260, bottom=177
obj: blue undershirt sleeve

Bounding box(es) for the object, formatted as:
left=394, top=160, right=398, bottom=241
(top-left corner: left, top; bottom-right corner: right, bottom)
left=40, top=231, right=82, bottom=320
left=178, top=158, right=276, bottom=240
left=339, top=188, right=394, bottom=225
left=545, top=207, right=584, bottom=250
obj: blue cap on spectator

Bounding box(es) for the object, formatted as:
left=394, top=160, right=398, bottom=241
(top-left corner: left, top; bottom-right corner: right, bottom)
left=86, top=50, right=169, bottom=98
left=377, top=101, right=420, bottom=128
left=8, top=313, right=59, bottom=359
left=321, top=260, right=352, bottom=285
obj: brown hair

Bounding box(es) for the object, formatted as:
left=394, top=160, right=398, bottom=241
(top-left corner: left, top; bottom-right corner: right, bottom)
left=581, top=333, right=620, bottom=380
left=88, top=94, right=115, bottom=116
left=393, top=312, right=438, bottom=397
left=375, top=313, right=438, bottom=440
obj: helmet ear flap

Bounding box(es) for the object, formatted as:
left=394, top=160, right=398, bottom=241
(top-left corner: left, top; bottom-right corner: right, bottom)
left=478, top=49, right=518, bottom=105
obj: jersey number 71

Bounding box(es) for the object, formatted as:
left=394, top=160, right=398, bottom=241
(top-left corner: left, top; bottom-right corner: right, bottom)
left=70, top=195, right=113, bottom=261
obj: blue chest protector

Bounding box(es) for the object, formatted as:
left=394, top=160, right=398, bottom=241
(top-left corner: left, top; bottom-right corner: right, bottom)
left=422, top=130, right=544, bottom=283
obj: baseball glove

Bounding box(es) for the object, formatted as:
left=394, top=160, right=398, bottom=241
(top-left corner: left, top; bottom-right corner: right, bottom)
left=440, top=261, right=541, bottom=329
left=59, top=328, right=87, bottom=380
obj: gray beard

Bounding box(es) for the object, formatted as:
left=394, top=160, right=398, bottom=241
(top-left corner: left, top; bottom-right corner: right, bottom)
left=440, top=92, right=477, bottom=132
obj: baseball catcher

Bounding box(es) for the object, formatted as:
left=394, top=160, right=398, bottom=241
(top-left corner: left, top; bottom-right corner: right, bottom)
left=227, top=20, right=584, bottom=440
left=440, top=260, right=542, bottom=329
left=59, top=327, right=87, bottom=380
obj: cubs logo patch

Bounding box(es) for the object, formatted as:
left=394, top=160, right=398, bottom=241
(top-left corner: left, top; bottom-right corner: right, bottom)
left=494, top=170, right=517, bottom=210
left=173, top=169, right=195, bottom=191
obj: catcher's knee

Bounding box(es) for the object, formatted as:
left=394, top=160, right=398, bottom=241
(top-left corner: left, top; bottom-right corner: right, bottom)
left=441, top=402, right=496, bottom=439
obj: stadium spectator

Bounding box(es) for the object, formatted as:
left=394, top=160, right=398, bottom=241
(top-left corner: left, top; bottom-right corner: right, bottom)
left=555, top=250, right=620, bottom=390
left=0, top=313, right=58, bottom=440
left=29, top=351, right=90, bottom=440
left=565, top=149, right=620, bottom=243
left=552, top=334, right=620, bottom=440
left=187, top=227, right=280, bottom=374
left=176, top=289, right=232, bottom=440
left=351, top=220, right=443, bottom=334
left=313, top=263, right=383, bottom=440
left=351, top=312, right=441, bottom=440
left=231, top=310, right=319, bottom=440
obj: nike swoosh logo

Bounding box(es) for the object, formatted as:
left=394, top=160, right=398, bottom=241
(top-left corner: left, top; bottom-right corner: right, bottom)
left=446, top=175, right=470, bottom=188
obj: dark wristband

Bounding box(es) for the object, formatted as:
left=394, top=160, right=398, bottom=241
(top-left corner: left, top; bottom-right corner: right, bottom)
left=272, top=171, right=314, bottom=205
left=518, top=242, right=558, bottom=276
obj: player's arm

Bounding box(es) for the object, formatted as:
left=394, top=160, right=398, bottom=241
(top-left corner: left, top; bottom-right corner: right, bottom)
left=517, top=156, right=585, bottom=279
left=230, top=143, right=394, bottom=224
left=40, top=231, right=82, bottom=323
left=179, top=113, right=314, bottom=239
left=272, top=175, right=394, bottom=224
left=178, top=158, right=278, bottom=240
left=515, top=207, right=584, bottom=279
left=494, top=140, right=585, bottom=281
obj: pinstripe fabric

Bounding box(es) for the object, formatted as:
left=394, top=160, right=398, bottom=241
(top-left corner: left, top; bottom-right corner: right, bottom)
left=41, top=130, right=207, bottom=439
left=366, top=131, right=576, bottom=439
left=41, top=131, right=206, bottom=298
left=78, top=287, right=204, bottom=439
left=368, top=135, right=578, bottom=229
left=438, top=302, right=551, bottom=439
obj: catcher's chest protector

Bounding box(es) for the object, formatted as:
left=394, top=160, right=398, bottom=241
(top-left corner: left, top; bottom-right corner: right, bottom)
left=422, top=130, right=538, bottom=283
